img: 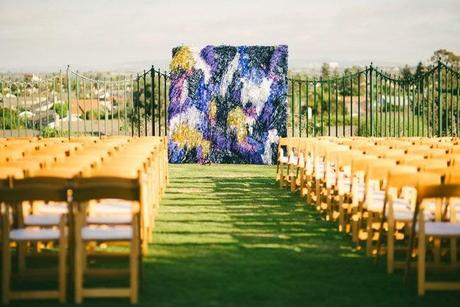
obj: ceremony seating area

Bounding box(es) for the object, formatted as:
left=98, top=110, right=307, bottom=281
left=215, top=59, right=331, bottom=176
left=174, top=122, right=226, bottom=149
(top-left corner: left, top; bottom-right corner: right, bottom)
left=0, top=136, right=168, bottom=304
left=276, top=137, right=460, bottom=296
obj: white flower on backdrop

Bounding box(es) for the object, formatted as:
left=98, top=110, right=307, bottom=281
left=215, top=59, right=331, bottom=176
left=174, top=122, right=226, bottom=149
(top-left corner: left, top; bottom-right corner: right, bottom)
left=220, top=52, right=240, bottom=97
left=262, top=128, right=279, bottom=164
left=168, top=105, right=204, bottom=136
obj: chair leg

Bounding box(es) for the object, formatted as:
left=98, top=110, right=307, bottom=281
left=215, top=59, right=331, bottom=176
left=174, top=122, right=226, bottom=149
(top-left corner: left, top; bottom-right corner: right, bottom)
left=290, top=172, right=296, bottom=192
left=366, top=212, right=374, bottom=256
left=17, top=241, right=26, bottom=273
left=299, top=168, right=305, bottom=196
left=75, top=239, right=83, bottom=304
left=450, top=238, right=457, bottom=265
left=130, top=220, right=140, bottom=304
left=279, top=165, right=284, bottom=188
left=315, top=183, right=321, bottom=210
left=387, top=220, right=395, bottom=273
left=338, top=196, right=345, bottom=232
left=59, top=235, right=67, bottom=303
left=433, top=238, right=441, bottom=264
left=351, top=206, right=359, bottom=243
left=417, top=230, right=426, bottom=296
left=2, top=237, right=11, bottom=305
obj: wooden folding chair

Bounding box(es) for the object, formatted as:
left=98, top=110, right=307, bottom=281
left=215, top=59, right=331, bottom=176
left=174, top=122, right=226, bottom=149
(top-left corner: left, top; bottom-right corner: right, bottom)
left=0, top=177, right=69, bottom=304
left=321, top=145, right=351, bottom=220
left=361, top=159, right=398, bottom=254
left=276, top=137, right=290, bottom=187
left=407, top=184, right=460, bottom=295
left=73, top=176, right=141, bottom=304
left=349, top=155, right=378, bottom=244
left=89, top=162, right=151, bottom=253
left=334, top=150, right=364, bottom=232
left=285, top=138, right=301, bottom=190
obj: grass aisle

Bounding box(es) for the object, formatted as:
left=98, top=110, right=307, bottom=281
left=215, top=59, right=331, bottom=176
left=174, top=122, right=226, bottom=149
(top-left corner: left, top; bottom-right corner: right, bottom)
left=146, top=164, right=459, bottom=307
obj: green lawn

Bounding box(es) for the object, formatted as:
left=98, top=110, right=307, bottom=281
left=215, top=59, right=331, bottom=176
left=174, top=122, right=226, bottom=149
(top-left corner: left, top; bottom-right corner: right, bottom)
left=11, top=164, right=460, bottom=306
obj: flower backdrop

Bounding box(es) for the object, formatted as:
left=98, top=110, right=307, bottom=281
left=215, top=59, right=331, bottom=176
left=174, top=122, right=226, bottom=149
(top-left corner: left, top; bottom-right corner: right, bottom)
left=168, top=45, right=288, bottom=164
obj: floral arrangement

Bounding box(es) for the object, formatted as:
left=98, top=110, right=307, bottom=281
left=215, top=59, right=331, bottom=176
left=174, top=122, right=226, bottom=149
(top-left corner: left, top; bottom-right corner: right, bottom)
left=168, top=45, right=288, bottom=164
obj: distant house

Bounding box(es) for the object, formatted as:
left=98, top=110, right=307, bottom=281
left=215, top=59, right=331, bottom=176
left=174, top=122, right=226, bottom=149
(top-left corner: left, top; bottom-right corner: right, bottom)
left=70, top=97, right=128, bottom=117
left=70, top=99, right=103, bottom=117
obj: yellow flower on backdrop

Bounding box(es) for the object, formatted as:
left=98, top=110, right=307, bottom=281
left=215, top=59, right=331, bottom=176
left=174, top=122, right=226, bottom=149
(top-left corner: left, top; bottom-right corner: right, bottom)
left=227, top=107, right=247, bottom=143
left=170, top=46, right=195, bottom=72
left=172, top=123, right=210, bottom=157
left=209, top=99, right=217, bottom=119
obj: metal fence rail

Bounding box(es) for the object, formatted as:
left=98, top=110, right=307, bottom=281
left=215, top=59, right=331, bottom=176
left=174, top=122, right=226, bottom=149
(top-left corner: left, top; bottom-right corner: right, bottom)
left=288, top=60, right=460, bottom=137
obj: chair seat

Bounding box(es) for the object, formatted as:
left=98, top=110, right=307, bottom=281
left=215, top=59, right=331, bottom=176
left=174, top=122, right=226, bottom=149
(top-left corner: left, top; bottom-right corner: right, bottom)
left=367, top=197, right=409, bottom=213
left=10, top=228, right=61, bottom=241
left=297, top=157, right=305, bottom=167
left=422, top=222, right=460, bottom=237
left=87, top=216, right=132, bottom=224
left=288, top=155, right=298, bottom=165
left=36, top=203, right=68, bottom=215
left=394, top=209, right=432, bottom=221
left=24, top=214, right=61, bottom=226
left=352, top=182, right=365, bottom=201
left=81, top=226, right=133, bottom=241
left=279, top=156, right=288, bottom=164
left=338, top=178, right=351, bottom=194
left=91, top=201, right=132, bottom=215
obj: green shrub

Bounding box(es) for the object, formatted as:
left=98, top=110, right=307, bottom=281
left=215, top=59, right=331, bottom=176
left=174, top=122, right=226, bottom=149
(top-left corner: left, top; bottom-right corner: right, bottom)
left=40, top=127, right=66, bottom=137
left=53, top=102, right=68, bottom=117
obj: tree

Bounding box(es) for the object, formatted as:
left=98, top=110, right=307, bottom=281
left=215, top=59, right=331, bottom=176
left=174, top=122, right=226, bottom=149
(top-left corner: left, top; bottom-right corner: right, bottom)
left=400, top=65, right=412, bottom=79
left=415, top=61, right=427, bottom=76
left=430, top=49, right=460, bottom=68
left=321, top=63, right=330, bottom=80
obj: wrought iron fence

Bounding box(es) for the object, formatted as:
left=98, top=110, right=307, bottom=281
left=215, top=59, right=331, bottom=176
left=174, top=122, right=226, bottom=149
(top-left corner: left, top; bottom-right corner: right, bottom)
left=1, top=60, right=459, bottom=139
left=0, top=67, right=134, bottom=138
left=132, top=66, right=170, bottom=137
left=288, top=60, right=460, bottom=137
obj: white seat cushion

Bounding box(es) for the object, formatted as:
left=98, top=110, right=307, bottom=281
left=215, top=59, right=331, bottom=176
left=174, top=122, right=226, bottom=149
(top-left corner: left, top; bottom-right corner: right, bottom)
left=289, top=155, right=298, bottom=165
left=24, top=214, right=61, bottom=226
left=37, top=203, right=68, bottom=215
left=422, top=222, right=460, bottom=236
left=338, top=175, right=351, bottom=195
left=91, top=202, right=132, bottom=215
left=279, top=156, right=288, bottom=164
left=81, top=226, right=133, bottom=241
left=353, top=182, right=365, bottom=201
left=394, top=210, right=432, bottom=221
left=10, top=228, right=61, bottom=241
left=297, top=157, right=305, bottom=167
left=87, top=216, right=132, bottom=225
left=366, top=191, right=385, bottom=212
left=392, top=198, right=410, bottom=211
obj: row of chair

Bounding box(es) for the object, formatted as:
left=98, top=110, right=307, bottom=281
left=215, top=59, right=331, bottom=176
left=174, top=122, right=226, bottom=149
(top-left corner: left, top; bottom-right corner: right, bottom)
left=276, top=136, right=460, bottom=296
left=0, top=136, right=168, bottom=304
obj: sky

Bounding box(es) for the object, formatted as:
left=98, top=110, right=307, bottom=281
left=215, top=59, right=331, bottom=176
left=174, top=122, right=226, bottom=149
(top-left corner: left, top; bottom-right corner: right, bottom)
left=0, top=0, right=459, bottom=72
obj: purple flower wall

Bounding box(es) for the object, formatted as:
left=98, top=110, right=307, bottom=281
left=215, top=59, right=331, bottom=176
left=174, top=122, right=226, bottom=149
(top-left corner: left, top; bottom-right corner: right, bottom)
left=168, top=45, right=288, bottom=164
